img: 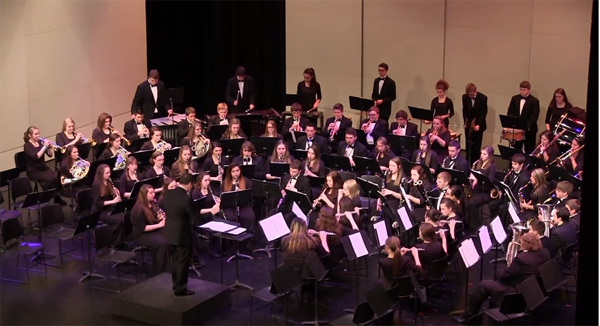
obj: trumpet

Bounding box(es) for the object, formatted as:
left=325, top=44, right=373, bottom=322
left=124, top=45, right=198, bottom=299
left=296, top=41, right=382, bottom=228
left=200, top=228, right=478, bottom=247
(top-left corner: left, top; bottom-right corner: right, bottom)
left=362, top=119, right=373, bottom=133
left=156, top=139, right=171, bottom=153
left=428, top=127, right=438, bottom=143
left=329, top=119, right=340, bottom=142
left=532, top=130, right=565, bottom=158
left=40, top=138, right=63, bottom=153
left=108, top=125, right=131, bottom=146
left=75, top=131, right=97, bottom=147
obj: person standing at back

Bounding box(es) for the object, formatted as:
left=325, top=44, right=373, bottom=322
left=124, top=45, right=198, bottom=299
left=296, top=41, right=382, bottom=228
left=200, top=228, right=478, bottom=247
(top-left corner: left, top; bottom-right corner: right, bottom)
left=371, top=63, right=396, bottom=122
left=226, top=66, right=256, bottom=114
left=506, top=81, right=540, bottom=154
left=162, top=173, right=196, bottom=297
left=131, top=69, right=172, bottom=120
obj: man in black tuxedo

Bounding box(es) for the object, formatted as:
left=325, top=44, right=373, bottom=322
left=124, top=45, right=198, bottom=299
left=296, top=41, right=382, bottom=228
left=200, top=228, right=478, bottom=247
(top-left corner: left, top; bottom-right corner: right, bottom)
left=506, top=81, right=540, bottom=153
left=123, top=109, right=152, bottom=151
left=549, top=180, right=573, bottom=209
left=176, top=107, right=197, bottom=143
left=297, top=122, right=328, bottom=154
left=324, top=103, right=353, bottom=148
left=550, top=207, right=578, bottom=256
left=390, top=110, right=419, bottom=138
left=488, top=154, right=530, bottom=222
left=131, top=69, right=172, bottom=119
left=371, top=63, right=397, bottom=122
left=530, top=219, right=554, bottom=258
left=454, top=232, right=550, bottom=324
left=277, top=160, right=312, bottom=224
left=208, top=103, right=232, bottom=128
left=225, top=66, right=255, bottom=114
left=283, top=103, right=309, bottom=147
left=337, top=128, right=369, bottom=168
left=162, top=173, right=196, bottom=297
left=360, top=107, right=389, bottom=148
left=441, top=140, right=470, bottom=176
left=565, top=199, right=580, bottom=230
left=462, top=83, right=488, bottom=165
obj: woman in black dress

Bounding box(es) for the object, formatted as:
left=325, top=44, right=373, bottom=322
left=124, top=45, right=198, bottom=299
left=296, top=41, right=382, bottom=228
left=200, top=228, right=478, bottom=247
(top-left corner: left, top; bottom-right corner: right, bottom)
left=202, top=141, right=230, bottom=185
left=261, top=120, right=282, bottom=139
left=22, top=126, right=58, bottom=192
left=337, top=179, right=362, bottom=229
left=423, top=116, right=452, bottom=161
left=404, top=165, right=432, bottom=223
left=534, top=131, right=561, bottom=165
left=265, top=140, right=294, bottom=181
left=145, top=150, right=171, bottom=190
left=411, top=136, right=439, bottom=175
left=561, top=136, right=584, bottom=176
left=518, top=168, right=549, bottom=222
left=59, top=145, right=90, bottom=197
left=378, top=157, right=407, bottom=216
left=296, top=68, right=322, bottom=112
left=119, top=156, right=143, bottom=199
left=281, top=217, right=328, bottom=273
left=430, top=79, right=454, bottom=127
left=466, top=146, right=497, bottom=224
left=140, top=127, right=172, bottom=152
left=171, top=145, right=198, bottom=179
left=379, top=236, right=422, bottom=289
left=190, top=172, right=221, bottom=257
left=92, top=112, right=113, bottom=145
left=309, top=171, right=343, bottom=228
left=55, top=117, right=84, bottom=148
left=222, top=163, right=255, bottom=232
left=130, top=184, right=170, bottom=273
left=545, top=88, right=572, bottom=131
left=415, top=223, right=447, bottom=282
left=371, top=137, right=396, bottom=173
left=302, top=145, right=326, bottom=178
left=91, top=164, right=125, bottom=245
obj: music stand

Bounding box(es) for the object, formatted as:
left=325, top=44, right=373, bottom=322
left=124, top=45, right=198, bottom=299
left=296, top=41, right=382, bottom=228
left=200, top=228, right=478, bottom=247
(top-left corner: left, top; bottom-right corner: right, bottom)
left=321, top=154, right=351, bottom=171
left=77, top=211, right=103, bottom=283
left=349, top=96, right=374, bottom=122
left=220, top=139, right=245, bottom=158
left=258, top=212, right=290, bottom=266
left=239, top=165, right=255, bottom=179
left=389, top=135, right=418, bottom=158
left=131, top=149, right=154, bottom=170
left=290, top=131, right=306, bottom=144
left=369, top=219, right=391, bottom=249
left=251, top=179, right=282, bottom=258
left=129, top=176, right=160, bottom=199
left=110, top=197, right=136, bottom=217
left=438, top=167, right=470, bottom=186
left=451, top=238, right=482, bottom=316
left=341, top=230, right=376, bottom=304
left=127, top=138, right=146, bottom=154
left=87, top=157, right=117, bottom=185
left=75, top=142, right=93, bottom=161
left=308, top=176, right=325, bottom=189
left=402, top=161, right=434, bottom=184
left=162, top=148, right=180, bottom=168
left=290, top=149, right=308, bottom=161
left=394, top=206, right=416, bottom=233
left=488, top=216, right=508, bottom=280
left=527, top=154, right=546, bottom=169
left=249, top=137, right=278, bottom=157
left=353, top=156, right=382, bottom=175
left=548, top=166, right=582, bottom=191
left=236, top=113, right=264, bottom=136
left=357, top=177, right=380, bottom=216
left=220, top=189, right=254, bottom=263
left=94, top=143, right=108, bottom=160
left=269, top=163, right=290, bottom=178
left=471, top=170, right=493, bottom=221
left=492, top=179, right=518, bottom=204
left=284, top=189, right=312, bottom=214
left=499, top=115, right=528, bottom=147
left=0, top=167, right=22, bottom=208
left=168, top=87, right=185, bottom=113
left=208, top=125, right=228, bottom=141
left=357, top=129, right=369, bottom=147
left=408, top=106, right=433, bottom=134
left=198, top=219, right=239, bottom=284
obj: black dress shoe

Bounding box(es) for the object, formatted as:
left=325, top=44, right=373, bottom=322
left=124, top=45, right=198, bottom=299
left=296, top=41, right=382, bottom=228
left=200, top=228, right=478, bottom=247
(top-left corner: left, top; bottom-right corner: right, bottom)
left=453, top=315, right=469, bottom=324
left=174, top=290, right=195, bottom=297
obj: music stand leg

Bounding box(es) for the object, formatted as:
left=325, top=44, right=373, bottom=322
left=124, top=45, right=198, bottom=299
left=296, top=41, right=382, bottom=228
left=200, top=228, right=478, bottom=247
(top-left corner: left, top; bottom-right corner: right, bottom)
left=449, top=264, right=470, bottom=316
left=253, top=190, right=273, bottom=258
left=229, top=239, right=253, bottom=291
left=32, top=203, right=57, bottom=266
left=79, top=228, right=105, bottom=283
left=301, top=277, right=329, bottom=325
left=220, top=235, right=224, bottom=284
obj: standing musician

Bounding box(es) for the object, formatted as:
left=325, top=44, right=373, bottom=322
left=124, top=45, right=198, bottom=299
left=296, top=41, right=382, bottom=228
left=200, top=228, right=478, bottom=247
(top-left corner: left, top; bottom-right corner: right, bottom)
left=130, top=184, right=170, bottom=273
left=371, top=137, right=396, bottom=172
left=124, top=109, right=152, bottom=147
left=56, top=118, right=84, bottom=147
left=22, top=126, right=60, bottom=194
left=221, top=163, right=256, bottom=234
left=441, top=140, right=470, bottom=174
left=145, top=150, right=171, bottom=189
left=283, top=103, right=309, bottom=144
left=176, top=107, right=198, bottom=143
left=141, top=127, right=173, bottom=151
left=220, top=118, right=247, bottom=140
left=488, top=154, right=530, bottom=222
left=232, top=141, right=267, bottom=179
left=390, top=110, right=419, bottom=138
left=92, top=112, right=114, bottom=145
left=337, top=128, right=369, bottom=167
left=371, top=63, right=397, bottom=122
left=296, top=122, right=328, bottom=154
left=119, top=156, right=143, bottom=199
left=162, top=173, right=196, bottom=297
left=377, top=158, right=406, bottom=223
left=265, top=140, right=294, bottom=181
left=507, top=81, right=540, bottom=153
left=324, top=103, right=353, bottom=144
left=310, top=171, right=343, bottom=227
left=545, top=88, right=572, bottom=131
left=411, top=136, right=439, bottom=175
left=59, top=145, right=90, bottom=197
left=404, top=165, right=433, bottom=223
left=296, top=68, right=322, bottom=112
left=462, top=83, right=488, bottom=165
left=360, top=107, right=389, bottom=147
left=131, top=69, right=172, bottom=119
left=518, top=168, right=549, bottom=222
left=191, top=172, right=222, bottom=258
left=91, top=164, right=125, bottom=245
left=225, top=66, right=255, bottom=114
left=202, top=142, right=229, bottom=184
left=532, top=130, right=561, bottom=165
left=423, top=116, right=451, bottom=161
left=262, top=120, right=282, bottom=139
left=171, top=145, right=198, bottom=179
left=209, top=103, right=231, bottom=127
left=430, top=79, right=454, bottom=127
left=302, top=145, right=326, bottom=178
left=560, top=136, right=584, bottom=176
left=467, top=146, right=497, bottom=224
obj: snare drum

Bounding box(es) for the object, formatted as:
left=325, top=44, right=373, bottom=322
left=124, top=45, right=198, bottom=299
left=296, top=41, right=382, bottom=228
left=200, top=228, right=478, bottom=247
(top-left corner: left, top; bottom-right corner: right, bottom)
left=501, top=128, right=525, bottom=142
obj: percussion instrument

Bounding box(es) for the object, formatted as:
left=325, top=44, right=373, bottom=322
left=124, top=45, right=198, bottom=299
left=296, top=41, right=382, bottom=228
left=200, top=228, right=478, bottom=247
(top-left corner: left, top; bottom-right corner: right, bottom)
left=554, top=113, right=585, bottom=146
left=501, top=128, right=525, bottom=142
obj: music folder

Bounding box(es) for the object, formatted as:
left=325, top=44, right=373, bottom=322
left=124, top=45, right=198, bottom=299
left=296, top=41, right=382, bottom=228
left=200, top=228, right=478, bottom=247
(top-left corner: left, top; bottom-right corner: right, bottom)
left=388, top=134, right=418, bottom=157
left=348, top=96, right=374, bottom=113
left=407, top=106, right=433, bottom=122
left=458, top=238, right=481, bottom=268
left=321, top=154, right=351, bottom=171
left=492, top=179, right=518, bottom=204
left=259, top=212, right=290, bottom=242
left=352, top=156, right=382, bottom=175
left=220, top=138, right=245, bottom=158
left=478, top=225, right=493, bottom=254
left=284, top=189, right=312, bottom=214
left=290, top=131, right=306, bottom=144
left=208, top=125, right=228, bottom=141
left=370, top=219, right=391, bottom=248
left=290, top=149, right=307, bottom=161
left=239, top=164, right=255, bottom=179
left=507, top=202, right=521, bottom=224
left=291, top=202, right=308, bottom=225
left=110, top=197, right=136, bottom=215
left=341, top=230, right=375, bottom=260
left=396, top=206, right=415, bottom=232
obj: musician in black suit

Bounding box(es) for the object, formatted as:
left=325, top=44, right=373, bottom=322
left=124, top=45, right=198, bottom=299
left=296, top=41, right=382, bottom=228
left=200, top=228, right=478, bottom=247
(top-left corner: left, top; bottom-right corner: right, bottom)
left=441, top=140, right=470, bottom=175
left=225, top=66, right=255, bottom=114
left=277, top=160, right=312, bottom=224
left=208, top=103, right=232, bottom=128
left=565, top=199, right=580, bottom=230
left=462, top=83, right=488, bottom=165
left=283, top=103, right=309, bottom=146
left=296, top=122, right=328, bottom=154
left=123, top=109, right=152, bottom=149
left=324, top=103, right=353, bottom=149
left=176, top=107, right=197, bottom=143
left=360, top=107, right=389, bottom=148
left=231, top=141, right=267, bottom=180
left=337, top=128, right=369, bottom=167
left=390, top=110, right=419, bottom=138
left=488, top=154, right=530, bottom=224
left=131, top=69, right=171, bottom=119
left=550, top=207, right=578, bottom=255
left=371, top=63, right=396, bottom=122
left=529, top=219, right=554, bottom=258
left=507, top=81, right=540, bottom=153
left=454, top=232, right=550, bottom=324
left=162, top=173, right=196, bottom=296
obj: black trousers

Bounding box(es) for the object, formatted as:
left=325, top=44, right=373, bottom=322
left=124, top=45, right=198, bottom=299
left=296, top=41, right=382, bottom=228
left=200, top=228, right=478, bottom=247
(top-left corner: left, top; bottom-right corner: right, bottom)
left=467, top=280, right=514, bottom=315
left=513, top=129, right=537, bottom=154
left=170, top=245, right=191, bottom=294
left=27, top=169, right=57, bottom=190
left=223, top=207, right=256, bottom=231
left=466, top=193, right=492, bottom=229
left=466, top=130, right=484, bottom=165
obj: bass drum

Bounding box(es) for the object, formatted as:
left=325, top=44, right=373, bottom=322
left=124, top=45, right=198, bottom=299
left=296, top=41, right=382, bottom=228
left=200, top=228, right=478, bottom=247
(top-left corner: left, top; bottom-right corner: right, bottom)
left=554, top=115, right=585, bottom=147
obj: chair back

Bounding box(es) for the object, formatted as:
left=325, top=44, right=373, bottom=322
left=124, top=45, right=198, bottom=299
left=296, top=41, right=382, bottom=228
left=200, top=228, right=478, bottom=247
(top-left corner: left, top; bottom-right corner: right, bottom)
left=426, top=254, right=449, bottom=281
left=93, top=226, right=114, bottom=252
left=390, top=275, right=415, bottom=298
left=538, top=258, right=566, bottom=292
left=300, top=250, right=328, bottom=282
left=337, top=171, right=356, bottom=183
left=352, top=301, right=375, bottom=324
left=10, top=176, right=33, bottom=201
left=498, top=292, right=527, bottom=315
left=1, top=217, right=24, bottom=246
left=516, top=275, right=547, bottom=311
left=364, top=283, right=395, bottom=317
left=270, top=264, right=301, bottom=295
left=76, top=189, right=94, bottom=215
left=14, top=151, right=27, bottom=171
left=40, top=204, right=66, bottom=230
left=329, top=241, right=346, bottom=265
left=558, top=241, right=576, bottom=265
left=466, top=312, right=484, bottom=325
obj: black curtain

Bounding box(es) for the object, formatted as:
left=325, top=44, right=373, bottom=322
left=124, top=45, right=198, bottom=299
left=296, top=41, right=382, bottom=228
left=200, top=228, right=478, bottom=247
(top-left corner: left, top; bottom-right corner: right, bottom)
left=145, top=0, right=286, bottom=117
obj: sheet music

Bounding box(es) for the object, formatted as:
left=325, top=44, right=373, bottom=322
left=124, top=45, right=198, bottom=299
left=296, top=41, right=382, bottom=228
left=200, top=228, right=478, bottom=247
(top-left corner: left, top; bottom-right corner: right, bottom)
left=373, top=220, right=388, bottom=247
left=397, top=206, right=412, bottom=230
left=366, top=134, right=374, bottom=145
left=292, top=202, right=308, bottom=225
left=490, top=216, right=507, bottom=244
left=259, top=212, right=290, bottom=242
left=478, top=225, right=492, bottom=254
left=227, top=227, right=246, bottom=235
left=348, top=232, right=368, bottom=258
left=399, top=186, right=413, bottom=211
left=200, top=221, right=237, bottom=233
left=291, top=130, right=297, bottom=143
left=508, top=202, right=521, bottom=224
left=458, top=238, right=480, bottom=268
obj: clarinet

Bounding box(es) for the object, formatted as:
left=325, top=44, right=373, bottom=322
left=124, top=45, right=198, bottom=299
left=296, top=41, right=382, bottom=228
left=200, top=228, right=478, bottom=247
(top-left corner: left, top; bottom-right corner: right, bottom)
left=442, top=156, right=449, bottom=168
left=415, top=150, right=422, bottom=164
left=276, top=177, right=292, bottom=210
left=233, top=177, right=239, bottom=191
left=209, top=187, right=225, bottom=218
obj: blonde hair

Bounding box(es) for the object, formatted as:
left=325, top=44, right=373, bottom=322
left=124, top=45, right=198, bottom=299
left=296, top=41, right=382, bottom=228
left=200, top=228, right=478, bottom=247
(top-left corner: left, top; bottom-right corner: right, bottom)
left=62, top=117, right=75, bottom=133
left=343, top=179, right=360, bottom=199
left=217, top=102, right=228, bottom=112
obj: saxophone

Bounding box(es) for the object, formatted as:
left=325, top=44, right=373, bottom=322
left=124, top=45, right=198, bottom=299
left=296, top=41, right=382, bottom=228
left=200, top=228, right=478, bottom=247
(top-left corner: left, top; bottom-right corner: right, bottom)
left=415, top=150, right=422, bottom=165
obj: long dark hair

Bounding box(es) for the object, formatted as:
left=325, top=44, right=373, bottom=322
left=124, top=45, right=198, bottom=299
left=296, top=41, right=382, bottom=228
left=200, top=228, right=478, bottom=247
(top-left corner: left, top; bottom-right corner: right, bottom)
left=223, top=163, right=246, bottom=191
left=93, top=164, right=114, bottom=197
left=549, top=88, right=571, bottom=108
left=304, top=67, right=317, bottom=85
left=134, top=184, right=158, bottom=224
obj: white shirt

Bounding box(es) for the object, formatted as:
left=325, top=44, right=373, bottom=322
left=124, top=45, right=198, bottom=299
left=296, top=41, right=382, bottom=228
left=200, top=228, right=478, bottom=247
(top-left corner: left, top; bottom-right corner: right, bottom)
left=219, top=117, right=229, bottom=125
left=238, top=80, right=244, bottom=99
left=366, top=121, right=376, bottom=144
left=243, top=157, right=252, bottom=165
left=437, top=188, right=448, bottom=210
left=305, top=138, right=313, bottom=150
left=150, top=83, right=158, bottom=113
left=378, top=77, right=386, bottom=94
left=289, top=177, right=297, bottom=187
left=519, top=97, right=526, bottom=115
left=345, top=145, right=355, bottom=158
left=399, top=124, right=406, bottom=136
left=471, top=97, right=475, bottom=108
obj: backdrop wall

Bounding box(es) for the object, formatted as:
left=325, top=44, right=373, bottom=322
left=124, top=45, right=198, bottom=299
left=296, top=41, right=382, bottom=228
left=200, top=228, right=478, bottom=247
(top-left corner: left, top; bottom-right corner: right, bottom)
left=0, top=0, right=147, bottom=170
left=286, top=0, right=592, bottom=151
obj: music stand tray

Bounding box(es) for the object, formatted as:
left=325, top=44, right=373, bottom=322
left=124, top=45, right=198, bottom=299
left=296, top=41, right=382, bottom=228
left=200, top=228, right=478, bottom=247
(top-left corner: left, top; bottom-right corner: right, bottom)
left=492, top=179, right=517, bottom=203
left=353, top=156, right=382, bottom=175
left=402, top=161, right=434, bottom=184
left=548, top=166, right=582, bottom=191
left=348, top=96, right=374, bottom=113
left=130, top=176, right=160, bottom=199
left=239, top=165, right=255, bottom=179
left=220, top=189, right=253, bottom=209
left=131, top=149, right=154, bottom=168
left=162, top=148, right=180, bottom=168
left=111, top=198, right=137, bottom=215
left=269, top=163, right=290, bottom=178
left=284, top=189, right=312, bottom=214
left=499, top=115, right=528, bottom=131
left=308, top=176, right=325, bottom=188
left=527, top=154, right=546, bottom=170
left=498, top=145, right=524, bottom=163
left=88, top=157, right=117, bottom=182
left=251, top=179, right=282, bottom=202
left=321, top=154, right=351, bottom=171
left=290, top=131, right=306, bottom=144
left=290, top=149, right=307, bottom=161
left=249, top=137, right=279, bottom=157
left=220, top=139, right=245, bottom=158
left=408, top=106, right=433, bottom=121
left=471, top=170, right=493, bottom=188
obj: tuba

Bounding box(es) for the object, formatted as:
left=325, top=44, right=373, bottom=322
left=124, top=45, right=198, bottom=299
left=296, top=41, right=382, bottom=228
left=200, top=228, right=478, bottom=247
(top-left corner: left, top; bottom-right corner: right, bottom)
left=506, top=223, right=526, bottom=266
left=61, top=157, right=90, bottom=185
left=536, top=204, right=554, bottom=237
left=113, top=145, right=128, bottom=170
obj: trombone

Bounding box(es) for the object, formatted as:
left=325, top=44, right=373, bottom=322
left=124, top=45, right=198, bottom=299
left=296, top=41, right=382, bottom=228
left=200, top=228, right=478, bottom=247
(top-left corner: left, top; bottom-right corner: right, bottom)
left=108, top=125, right=131, bottom=146
left=531, top=130, right=565, bottom=158
left=547, top=144, right=585, bottom=168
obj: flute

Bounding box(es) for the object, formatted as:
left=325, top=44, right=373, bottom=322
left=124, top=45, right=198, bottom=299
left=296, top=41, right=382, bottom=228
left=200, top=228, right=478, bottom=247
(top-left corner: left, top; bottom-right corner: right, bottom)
left=311, top=231, right=337, bottom=236
left=335, top=211, right=358, bottom=217
left=438, top=219, right=464, bottom=225
left=401, top=247, right=425, bottom=251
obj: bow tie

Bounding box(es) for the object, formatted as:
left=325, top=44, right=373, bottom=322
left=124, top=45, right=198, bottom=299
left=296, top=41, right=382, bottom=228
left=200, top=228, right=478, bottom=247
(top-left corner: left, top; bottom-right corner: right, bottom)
left=400, top=125, right=406, bottom=129
left=347, top=145, right=354, bottom=149
left=380, top=77, right=385, bottom=80
left=307, top=138, right=312, bottom=142
left=150, top=84, right=157, bottom=88
left=291, top=177, right=298, bottom=181
left=238, top=80, right=244, bottom=83
left=520, top=96, right=527, bottom=100
left=220, top=118, right=226, bottom=121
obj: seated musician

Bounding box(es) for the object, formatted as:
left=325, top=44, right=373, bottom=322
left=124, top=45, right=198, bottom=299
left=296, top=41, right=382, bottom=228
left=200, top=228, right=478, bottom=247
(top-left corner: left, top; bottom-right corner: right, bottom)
left=176, top=107, right=197, bottom=143
left=423, top=209, right=444, bottom=234
left=466, top=146, right=496, bottom=224
left=56, top=117, right=84, bottom=147
left=208, top=102, right=230, bottom=127
left=302, top=145, right=326, bottom=178
left=124, top=109, right=151, bottom=146
left=529, top=219, right=554, bottom=258
left=232, top=141, right=266, bottom=179
left=281, top=217, right=328, bottom=273
left=59, top=145, right=90, bottom=197
left=488, top=154, right=530, bottom=221
left=261, top=120, right=282, bottom=139
left=220, top=118, right=247, bottom=140
left=549, top=180, right=573, bottom=208
left=454, top=233, right=550, bottom=324
left=533, top=130, right=560, bottom=164
left=549, top=207, right=577, bottom=256
left=91, top=164, right=125, bottom=245
left=202, top=141, right=230, bottom=184
left=171, top=145, right=198, bottom=179
left=99, top=134, right=123, bottom=160
left=371, top=137, right=396, bottom=172
left=310, top=207, right=355, bottom=254
left=337, top=128, right=369, bottom=168
left=22, top=126, right=59, bottom=193
left=221, top=163, right=256, bottom=233
left=277, top=160, right=311, bottom=224
left=379, top=236, right=422, bottom=288
left=415, top=223, right=447, bottom=281
left=323, top=103, right=352, bottom=143
left=337, top=179, right=362, bottom=229
left=411, top=136, right=439, bottom=175
left=145, top=150, right=171, bottom=189
left=130, top=184, right=169, bottom=273
left=404, top=165, right=433, bottom=223
left=119, top=156, right=143, bottom=199
left=433, top=171, right=452, bottom=211
left=181, top=121, right=203, bottom=149
left=518, top=168, right=549, bottom=222
left=282, top=103, right=309, bottom=142
left=561, top=136, right=584, bottom=176
left=190, top=172, right=222, bottom=257
left=423, top=116, right=451, bottom=161
left=564, top=199, right=580, bottom=230
left=309, top=171, right=343, bottom=227
left=92, top=112, right=113, bottom=145
left=438, top=198, right=461, bottom=240
left=444, top=185, right=466, bottom=220
left=360, top=106, right=389, bottom=147
left=265, top=140, right=294, bottom=181
left=378, top=157, right=407, bottom=224
left=441, top=140, right=470, bottom=174
left=390, top=110, right=420, bottom=138
left=141, top=127, right=172, bottom=151
left=296, top=122, right=328, bottom=154
left=157, top=177, right=177, bottom=207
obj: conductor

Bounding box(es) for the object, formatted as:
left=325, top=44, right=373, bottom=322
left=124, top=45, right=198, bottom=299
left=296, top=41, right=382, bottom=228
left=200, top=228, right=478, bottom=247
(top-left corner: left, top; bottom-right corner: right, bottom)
left=162, top=173, right=196, bottom=296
